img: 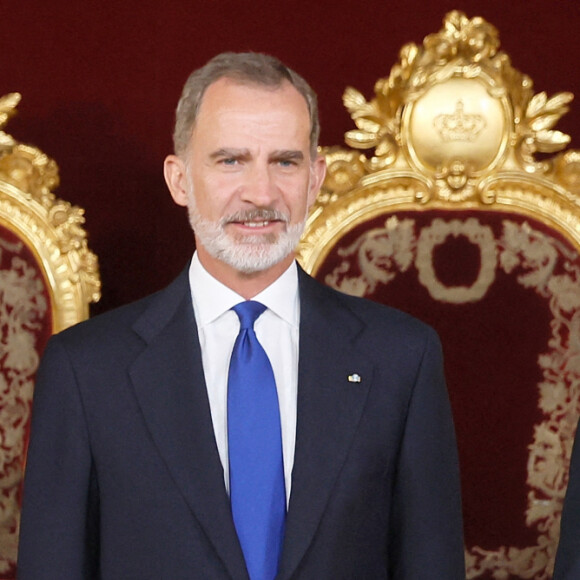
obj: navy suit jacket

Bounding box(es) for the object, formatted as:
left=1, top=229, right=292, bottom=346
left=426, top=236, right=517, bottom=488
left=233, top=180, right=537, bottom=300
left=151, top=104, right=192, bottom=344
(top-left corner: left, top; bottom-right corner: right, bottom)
left=18, top=266, right=465, bottom=579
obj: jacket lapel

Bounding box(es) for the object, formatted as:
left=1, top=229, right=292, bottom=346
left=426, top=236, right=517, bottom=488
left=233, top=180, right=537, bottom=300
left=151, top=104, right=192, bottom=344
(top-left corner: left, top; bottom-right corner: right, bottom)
left=129, top=270, right=248, bottom=580
left=126, top=266, right=373, bottom=579
left=278, top=271, right=374, bottom=579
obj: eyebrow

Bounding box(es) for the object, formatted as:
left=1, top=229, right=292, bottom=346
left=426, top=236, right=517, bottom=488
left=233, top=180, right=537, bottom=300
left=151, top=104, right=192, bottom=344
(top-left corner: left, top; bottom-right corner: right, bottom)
left=269, top=150, right=305, bottom=162
left=209, top=148, right=250, bottom=160
left=208, top=148, right=305, bottom=162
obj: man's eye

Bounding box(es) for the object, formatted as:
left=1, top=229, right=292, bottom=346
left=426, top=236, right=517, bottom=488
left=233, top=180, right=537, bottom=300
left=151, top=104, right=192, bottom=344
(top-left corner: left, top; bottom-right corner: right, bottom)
left=278, top=159, right=296, bottom=167
left=221, top=158, right=238, bottom=165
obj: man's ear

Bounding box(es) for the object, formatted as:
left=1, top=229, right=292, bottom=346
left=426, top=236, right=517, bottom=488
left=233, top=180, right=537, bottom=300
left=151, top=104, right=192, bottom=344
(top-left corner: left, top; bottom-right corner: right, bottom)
left=164, top=155, right=189, bottom=207
left=308, top=153, right=327, bottom=207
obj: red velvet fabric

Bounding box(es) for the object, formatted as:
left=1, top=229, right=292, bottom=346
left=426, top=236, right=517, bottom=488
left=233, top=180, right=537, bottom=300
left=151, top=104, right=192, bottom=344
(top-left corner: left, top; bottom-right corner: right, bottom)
left=1, top=1, right=579, bottom=315
left=2, top=4, right=579, bottom=577
left=315, top=210, right=575, bottom=575
left=0, top=225, right=52, bottom=578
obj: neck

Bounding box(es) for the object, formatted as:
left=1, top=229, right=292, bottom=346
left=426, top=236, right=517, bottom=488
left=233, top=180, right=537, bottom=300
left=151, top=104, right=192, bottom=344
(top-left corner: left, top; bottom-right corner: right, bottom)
left=196, top=247, right=294, bottom=300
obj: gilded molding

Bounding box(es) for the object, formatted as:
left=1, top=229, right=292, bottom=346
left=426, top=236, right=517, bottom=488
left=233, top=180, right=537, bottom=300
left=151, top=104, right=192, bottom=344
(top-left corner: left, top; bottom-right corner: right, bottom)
left=0, top=93, right=100, bottom=573
left=298, top=11, right=580, bottom=579
left=0, top=94, right=100, bottom=331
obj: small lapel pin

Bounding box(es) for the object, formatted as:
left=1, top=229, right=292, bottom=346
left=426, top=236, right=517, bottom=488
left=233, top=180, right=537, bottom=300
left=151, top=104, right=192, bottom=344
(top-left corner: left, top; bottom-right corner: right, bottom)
left=348, top=373, right=362, bottom=383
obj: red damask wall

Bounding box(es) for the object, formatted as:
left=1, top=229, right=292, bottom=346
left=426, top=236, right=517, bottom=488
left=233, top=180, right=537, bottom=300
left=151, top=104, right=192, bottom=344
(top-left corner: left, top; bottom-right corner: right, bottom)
left=2, top=3, right=579, bottom=578
left=2, top=1, right=579, bottom=314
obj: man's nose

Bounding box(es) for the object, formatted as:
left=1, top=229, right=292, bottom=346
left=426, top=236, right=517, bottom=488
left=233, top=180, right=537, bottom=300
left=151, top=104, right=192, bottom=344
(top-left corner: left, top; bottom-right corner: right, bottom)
left=241, top=164, right=278, bottom=207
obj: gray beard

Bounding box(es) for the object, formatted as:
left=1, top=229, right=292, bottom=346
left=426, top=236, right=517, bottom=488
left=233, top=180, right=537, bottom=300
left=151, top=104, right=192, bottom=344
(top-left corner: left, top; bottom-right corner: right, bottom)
left=187, top=205, right=306, bottom=274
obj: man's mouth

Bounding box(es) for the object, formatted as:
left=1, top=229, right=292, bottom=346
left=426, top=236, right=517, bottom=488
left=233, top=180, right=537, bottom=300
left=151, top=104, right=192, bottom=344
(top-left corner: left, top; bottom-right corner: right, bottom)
left=241, top=220, right=273, bottom=228
left=225, top=210, right=288, bottom=229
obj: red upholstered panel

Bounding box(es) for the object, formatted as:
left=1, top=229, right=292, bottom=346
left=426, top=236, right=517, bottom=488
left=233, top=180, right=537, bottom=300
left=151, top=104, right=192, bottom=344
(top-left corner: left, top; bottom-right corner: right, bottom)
left=315, top=210, right=578, bottom=575
left=3, top=2, right=580, bottom=316
left=0, top=224, right=52, bottom=578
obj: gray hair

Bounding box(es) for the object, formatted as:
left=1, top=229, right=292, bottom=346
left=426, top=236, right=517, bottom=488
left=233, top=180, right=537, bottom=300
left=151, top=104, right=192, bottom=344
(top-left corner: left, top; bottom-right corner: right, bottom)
left=172, top=52, right=320, bottom=157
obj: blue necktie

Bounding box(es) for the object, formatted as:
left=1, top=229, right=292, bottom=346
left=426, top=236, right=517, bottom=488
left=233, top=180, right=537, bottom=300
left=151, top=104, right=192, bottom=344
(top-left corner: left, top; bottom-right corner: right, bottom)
left=228, top=301, right=286, bottom=580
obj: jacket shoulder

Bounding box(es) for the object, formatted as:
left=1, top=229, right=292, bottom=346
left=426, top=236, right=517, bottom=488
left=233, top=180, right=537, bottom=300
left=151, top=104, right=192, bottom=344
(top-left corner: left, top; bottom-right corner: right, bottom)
left=299, top=268, right=436, bottom=341
left=52, top=267, right=191, bottom=352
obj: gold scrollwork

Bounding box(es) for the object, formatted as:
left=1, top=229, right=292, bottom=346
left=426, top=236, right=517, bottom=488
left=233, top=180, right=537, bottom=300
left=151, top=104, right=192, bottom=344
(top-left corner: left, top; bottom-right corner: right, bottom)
left=299, top=10, right=580, bottom=579
left=335, top=10, right=575, bottom=204
left=0, top=94, right=100, bottom=327
left=0, top=94, right=100, bottom=573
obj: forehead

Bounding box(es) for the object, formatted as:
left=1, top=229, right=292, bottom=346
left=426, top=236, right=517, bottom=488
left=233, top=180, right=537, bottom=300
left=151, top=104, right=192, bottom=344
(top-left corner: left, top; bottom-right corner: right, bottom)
left=192, top=77, right=311, bottom=142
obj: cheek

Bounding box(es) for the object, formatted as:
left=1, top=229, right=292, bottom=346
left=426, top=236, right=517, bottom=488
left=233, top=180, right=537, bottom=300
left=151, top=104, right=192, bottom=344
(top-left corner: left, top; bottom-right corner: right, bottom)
left=284, top=173, right=315, bottom=205
left=190, top=175, right=237, bottom=218
left=284, top=189, right=313, bottom=222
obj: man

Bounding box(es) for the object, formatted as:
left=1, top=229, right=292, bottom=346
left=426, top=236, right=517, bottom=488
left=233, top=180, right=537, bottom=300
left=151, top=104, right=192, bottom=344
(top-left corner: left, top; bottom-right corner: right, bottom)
left=17, top=52, right=465, bottom=579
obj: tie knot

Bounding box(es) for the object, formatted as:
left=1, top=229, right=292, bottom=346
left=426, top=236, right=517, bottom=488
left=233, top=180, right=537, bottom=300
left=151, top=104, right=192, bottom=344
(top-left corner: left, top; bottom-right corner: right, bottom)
left=232, top=301, right=267, bottom=330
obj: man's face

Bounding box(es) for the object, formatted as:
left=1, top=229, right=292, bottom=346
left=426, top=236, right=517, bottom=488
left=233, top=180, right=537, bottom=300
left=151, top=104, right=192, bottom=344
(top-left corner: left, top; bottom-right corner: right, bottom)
left=165, top=77, right=325, bottom=276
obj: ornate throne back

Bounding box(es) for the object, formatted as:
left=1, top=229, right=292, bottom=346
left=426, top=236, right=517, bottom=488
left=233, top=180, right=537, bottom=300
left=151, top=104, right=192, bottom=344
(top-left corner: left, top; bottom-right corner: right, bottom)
left=299, top=12, right=580, bottom=579
left=0, top=94, right=100, bottom=577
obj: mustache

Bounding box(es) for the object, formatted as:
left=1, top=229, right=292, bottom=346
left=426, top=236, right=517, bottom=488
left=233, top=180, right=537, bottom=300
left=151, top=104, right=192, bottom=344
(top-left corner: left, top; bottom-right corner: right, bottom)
left=222, top=208, right=290, bottom=225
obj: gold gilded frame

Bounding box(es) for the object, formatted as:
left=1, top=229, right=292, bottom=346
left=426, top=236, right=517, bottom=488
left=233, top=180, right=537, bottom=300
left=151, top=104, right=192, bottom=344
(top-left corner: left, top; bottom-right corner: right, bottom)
left=298, top=11, right=580, bottom=579
left=0, top=93, right=100, bottom=574
left=0, top=93, right=100, bottom=331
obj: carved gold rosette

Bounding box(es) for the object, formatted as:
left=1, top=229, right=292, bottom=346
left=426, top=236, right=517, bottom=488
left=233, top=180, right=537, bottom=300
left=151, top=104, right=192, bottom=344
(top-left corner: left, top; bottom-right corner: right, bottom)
left=298, top=11, right=580, bottom=579
left=0, top=93, right=100, bottom=573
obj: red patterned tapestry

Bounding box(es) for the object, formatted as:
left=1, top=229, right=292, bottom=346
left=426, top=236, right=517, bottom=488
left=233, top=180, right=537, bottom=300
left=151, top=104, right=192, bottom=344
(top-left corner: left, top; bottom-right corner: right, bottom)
left=315, top=209, right=578, bottom=578
left=0, top=224, right=52, bottom=577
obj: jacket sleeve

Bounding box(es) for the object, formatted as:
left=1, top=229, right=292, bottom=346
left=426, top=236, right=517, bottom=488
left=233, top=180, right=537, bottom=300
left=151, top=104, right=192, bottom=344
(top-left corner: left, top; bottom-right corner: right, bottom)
left=18, top=336, right=99, bottom=579
left=388, top=328, right=465, bottom=579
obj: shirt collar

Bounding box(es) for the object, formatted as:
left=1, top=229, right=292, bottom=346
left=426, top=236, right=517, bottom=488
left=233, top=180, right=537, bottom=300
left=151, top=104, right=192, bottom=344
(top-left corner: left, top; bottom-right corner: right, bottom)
left=189, top=252, right=300, bottom=328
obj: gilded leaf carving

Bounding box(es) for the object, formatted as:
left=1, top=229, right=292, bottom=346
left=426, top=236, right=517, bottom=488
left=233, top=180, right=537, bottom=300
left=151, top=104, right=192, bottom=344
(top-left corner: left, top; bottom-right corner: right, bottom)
left=0, top=94, right=101, bottom=574
left=0, top=94, right=20, bottom=151
left=332, top=9, right=577, bottom=196
left=0, top=97, right=100, bottom=311
left=300, top=10, right=580, bottom=580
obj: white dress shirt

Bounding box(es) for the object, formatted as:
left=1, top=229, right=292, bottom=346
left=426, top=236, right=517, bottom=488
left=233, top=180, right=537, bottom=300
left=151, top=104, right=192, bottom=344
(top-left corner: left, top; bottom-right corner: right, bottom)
left=188, top=253, right=299, bottom=503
